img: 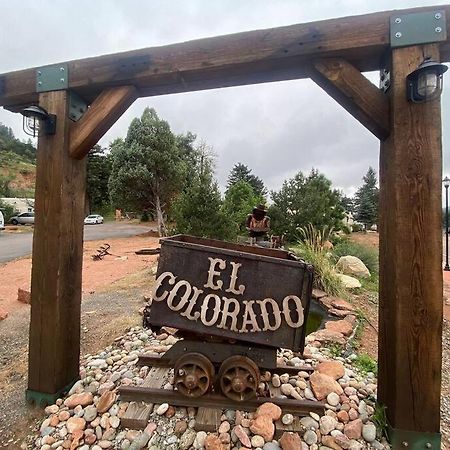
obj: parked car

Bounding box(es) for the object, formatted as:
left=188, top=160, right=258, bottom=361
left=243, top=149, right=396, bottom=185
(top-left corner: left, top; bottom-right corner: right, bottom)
left=10, top=212, right=35, bottom=225
left=84, top=214, right=104, bottom=225
left=0, top=210, right=4, bottom=230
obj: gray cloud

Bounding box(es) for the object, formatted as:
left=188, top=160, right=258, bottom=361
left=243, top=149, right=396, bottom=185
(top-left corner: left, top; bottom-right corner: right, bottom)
left=1, top=0, right=450, bottom=196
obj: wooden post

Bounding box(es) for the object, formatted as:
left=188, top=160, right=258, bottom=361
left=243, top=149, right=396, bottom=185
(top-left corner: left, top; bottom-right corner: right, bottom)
left=27, top=90, right=86, bottom=405
left=378, top=43, right=443, bottom=446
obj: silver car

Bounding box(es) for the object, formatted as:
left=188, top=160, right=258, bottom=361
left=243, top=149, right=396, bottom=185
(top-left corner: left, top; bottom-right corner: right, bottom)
left=10, top=212, right=35, bottom=225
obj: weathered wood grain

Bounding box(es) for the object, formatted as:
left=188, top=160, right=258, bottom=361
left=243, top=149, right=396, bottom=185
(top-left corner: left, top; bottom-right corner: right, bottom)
left=378, top=43, right=443, bottom=432
left=70, top=86, right=137, bottom=159
left=311, top=58, right=390, bottom=140
left=195, top=407, right=221, bottom=432
left=121, top=402, right=153, bottom=430
left=1, top=5, right=450, bottom=108
left=27, top=91, right=86, bottom=395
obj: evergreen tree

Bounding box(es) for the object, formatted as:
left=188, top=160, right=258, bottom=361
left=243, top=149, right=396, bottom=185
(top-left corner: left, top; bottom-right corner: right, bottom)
left=172, top=171, right=234, bottom=240
left=226, top=163, right=267, bottom=198
left=354, top=167, right=379, bottom=229
left=269, top=169, right=344, bottom=241
left=108, top=108, right=186, bottom=236
left=223, top=180, right=263, bottom=235
left=86, top=145, right=112, bottom=214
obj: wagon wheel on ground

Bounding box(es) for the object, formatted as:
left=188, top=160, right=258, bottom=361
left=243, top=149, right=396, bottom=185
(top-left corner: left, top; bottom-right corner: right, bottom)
left=174, top=352, right=215, bottom=398
left=218, top=355, right=260, bottom=401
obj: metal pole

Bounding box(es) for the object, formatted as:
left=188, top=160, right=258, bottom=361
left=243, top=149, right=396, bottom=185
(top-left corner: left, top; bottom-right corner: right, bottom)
left=445, top=184, right=450, bottom=271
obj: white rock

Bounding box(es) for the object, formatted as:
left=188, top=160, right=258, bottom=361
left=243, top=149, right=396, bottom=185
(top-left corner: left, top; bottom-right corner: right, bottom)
left=251, top=435, right=265, bottom=447
left=336, top=255, right=370, bottom=278
left=326, top=392, right=340, bottom=407
left=362, top=423, right=377, bottom=442
left=335, top=273, right=362, bottom=289
left=155, top=403, right=169, bottom=415
left=281, top=414, right=294, bottom=425
left=303, top=429, right=318, bottom=445
left=319, top=415, right=337, bottom=435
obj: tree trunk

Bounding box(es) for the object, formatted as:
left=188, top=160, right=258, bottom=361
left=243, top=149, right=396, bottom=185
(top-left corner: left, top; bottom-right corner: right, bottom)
left=155, top=194, right=167, bottom=237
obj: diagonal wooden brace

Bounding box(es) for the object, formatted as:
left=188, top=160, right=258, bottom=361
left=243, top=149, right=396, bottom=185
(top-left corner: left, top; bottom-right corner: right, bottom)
left=311, top=58, right=390, bottom=141
left=70, top=85, right=137, bottom=159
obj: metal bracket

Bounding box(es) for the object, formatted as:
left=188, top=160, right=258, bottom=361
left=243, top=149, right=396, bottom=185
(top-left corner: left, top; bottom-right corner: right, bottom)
left=388, top=424, right=441, bottom=449
left=391, top=10, right=446, bottom=48
left=68, top=91, right=88, bottom=122
left=36, top=64, right=69, bottom=92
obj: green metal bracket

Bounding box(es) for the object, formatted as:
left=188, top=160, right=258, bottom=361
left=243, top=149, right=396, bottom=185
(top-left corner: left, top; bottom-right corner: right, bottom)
left=36, top=64, right=69, bottom=93
left=25, top=378, right=78, bottom=407
left=390, top=10, right=446, bottom=48
left=68, top=91, right=88, bottom=122
left=388, top=424, right=441, bottom=449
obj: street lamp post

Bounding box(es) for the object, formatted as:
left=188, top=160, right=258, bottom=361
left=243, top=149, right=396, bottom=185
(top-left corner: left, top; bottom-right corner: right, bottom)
left=444, top=176, right=450, bottom=271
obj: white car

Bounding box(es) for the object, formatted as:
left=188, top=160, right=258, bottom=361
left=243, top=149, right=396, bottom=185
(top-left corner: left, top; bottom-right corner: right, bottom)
left=0, top=210, right=4, bottom=230
left=84, top=214, right=104, bottom=225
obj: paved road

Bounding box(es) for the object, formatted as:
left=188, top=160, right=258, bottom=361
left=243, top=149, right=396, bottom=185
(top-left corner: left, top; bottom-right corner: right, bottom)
left=0, top=223, right=152, bottom=263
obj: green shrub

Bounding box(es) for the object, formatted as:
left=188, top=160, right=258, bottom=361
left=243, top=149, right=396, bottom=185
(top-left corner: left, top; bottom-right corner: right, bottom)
left=141, top=210, right=150, bottom=222
left=292, top=242, right=344, bottom=297
left=332, top=240, right=379, bottom=274
left=352, top=223, right=364, bottom=232
left=353, top=353, right=378, bottom=375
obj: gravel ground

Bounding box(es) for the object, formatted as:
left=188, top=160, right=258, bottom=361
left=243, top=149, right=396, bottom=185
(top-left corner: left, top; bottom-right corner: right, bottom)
left=0, top=281, right=151, bottom=449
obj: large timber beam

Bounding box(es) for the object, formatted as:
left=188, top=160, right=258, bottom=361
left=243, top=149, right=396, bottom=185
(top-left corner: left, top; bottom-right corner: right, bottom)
left=70, top=85, right=137, bottom=159
left=27, top=90, right=86, bottom=405
left=1, top=5, right=450, bottom=108
left=378, top=43, right=443, bottom=447
left=311, top=58, right=390, bottom=140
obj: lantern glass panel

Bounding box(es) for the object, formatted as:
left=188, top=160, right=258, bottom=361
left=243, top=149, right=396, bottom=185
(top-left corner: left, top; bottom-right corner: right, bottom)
left=417, top=71, right=438, bottom=98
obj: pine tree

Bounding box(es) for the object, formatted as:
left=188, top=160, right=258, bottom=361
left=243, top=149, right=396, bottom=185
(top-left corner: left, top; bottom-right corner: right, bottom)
left=354, top=167, right=379, bottom=229
left=226, top=163, right=267, bottom=198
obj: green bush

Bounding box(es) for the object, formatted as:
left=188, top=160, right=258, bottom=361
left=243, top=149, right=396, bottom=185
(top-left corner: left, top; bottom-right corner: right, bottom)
left=332, top=240, right=379, bottom=274
left=352, top=223, right=364, bottom=232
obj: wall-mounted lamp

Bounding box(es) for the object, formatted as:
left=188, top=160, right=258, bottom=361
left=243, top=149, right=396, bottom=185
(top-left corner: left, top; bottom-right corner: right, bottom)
left=406, top=57, right=448, bottom=103
left=21, top=106, right=57, bottom=137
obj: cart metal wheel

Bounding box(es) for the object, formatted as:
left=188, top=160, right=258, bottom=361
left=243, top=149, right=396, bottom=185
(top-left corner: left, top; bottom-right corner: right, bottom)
left=174, top=352, right=214, bottom=398
left=218, top=355, right=260, bottom=401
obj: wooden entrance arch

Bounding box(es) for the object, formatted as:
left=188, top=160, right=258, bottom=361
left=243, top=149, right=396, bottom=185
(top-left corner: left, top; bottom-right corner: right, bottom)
left=0, top=5, right=448, bottom=447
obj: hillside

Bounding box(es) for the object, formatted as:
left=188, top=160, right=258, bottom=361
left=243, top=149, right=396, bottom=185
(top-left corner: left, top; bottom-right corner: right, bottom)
left=0, top=124, right=36, bottom=198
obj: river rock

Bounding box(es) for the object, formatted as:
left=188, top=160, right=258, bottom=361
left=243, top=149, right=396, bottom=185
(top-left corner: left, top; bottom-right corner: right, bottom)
left=179, top=429, right=196, bottom=450
left=303, top=429, right=318, bottom=445
left=327, top=392, right=341, bottom=406
left=233, top=425, right=251, bottom=447
left=66, top=417, right=86, bottom=433
left=279, top=432, right=302, bottom=450
left=281, top=414, right=294, bottom=425
left=251, top=435, right=265, bottom=447
left=84, top=405, right=97, bottom=422
left=64, top=392, right=93, bottom=408
left=344, top=419, right=363, bottom=440
left=320, top=415, right=337, bottom=435
left=204, top=434, right=222, bottom=450
left=362, top=422, right=377, bottom=442
left=97, top=391, right=116, bottom=413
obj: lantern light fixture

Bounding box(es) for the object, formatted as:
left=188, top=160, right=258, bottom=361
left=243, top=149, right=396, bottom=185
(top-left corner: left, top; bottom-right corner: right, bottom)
left=21, top=105, right=57, bottom=137
left=406, top=57, right=448, bottom=103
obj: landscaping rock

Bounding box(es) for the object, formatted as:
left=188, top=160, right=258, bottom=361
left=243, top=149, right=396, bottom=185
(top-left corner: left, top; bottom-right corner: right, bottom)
left=317, top=360, right=345, bottom=380
left=335, top=274, right=362, bottom=289
left=325, top=319, right=354, bottom=336
left=17, top=288, right=31, bottom=304
left=279, top=432, right=302, bottom=450
left=336, top=256, right=370, bottom=278
left=250, top=415, right=275, bottom=441
left=255, top=403, right=282, bottom=421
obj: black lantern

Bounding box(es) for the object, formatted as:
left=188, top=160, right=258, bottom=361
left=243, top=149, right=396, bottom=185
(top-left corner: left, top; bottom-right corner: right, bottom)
left=406, top=57, right=448, bottom=103
left=21, top=106, right=57, bottom=137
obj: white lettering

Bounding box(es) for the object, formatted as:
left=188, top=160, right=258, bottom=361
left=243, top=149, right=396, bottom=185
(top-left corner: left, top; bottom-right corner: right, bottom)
left=258, top=298, right=282, bottom=331
left=282, top=295, right=304, bottom=328
left=218, top=296, right=240, bottom=331
left=225, top=262, right=246, bottom=295
left=151, top=271, right=176, bottom=302
left=167, top=280, right=191, bottom=311
left=200, top=294, right=221, bottom=326
left=180, top=286, right=202, bottom=321
left=204, top=258, right=226, bottom=290
left=239, top=300, right=261, bottom=333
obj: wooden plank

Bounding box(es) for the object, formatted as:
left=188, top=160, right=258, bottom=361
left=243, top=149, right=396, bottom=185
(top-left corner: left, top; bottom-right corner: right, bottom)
left=69, top=86, right=137, bottom=159
left=121, top=402, right=153, bottom=430
left=311, top=58, right=390, bottom=140
left=195, top=407, right=221, bottom=432
left=141, top=367, right=170, bottom=388
left=2, top=5, right=450, bottom=108
left=27, top=91, right=86, bottom=396
left=378, top=43, right=443, bottom=434
left=119, top=387, right=325, bottom=416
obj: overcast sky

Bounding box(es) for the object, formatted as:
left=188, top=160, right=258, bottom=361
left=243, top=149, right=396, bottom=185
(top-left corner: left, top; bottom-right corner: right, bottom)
left=1, top=0, right=450, bottom=196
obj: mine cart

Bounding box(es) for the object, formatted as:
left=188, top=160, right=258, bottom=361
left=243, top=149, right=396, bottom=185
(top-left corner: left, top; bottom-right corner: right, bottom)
left=143, top=235, right=314, bottom=402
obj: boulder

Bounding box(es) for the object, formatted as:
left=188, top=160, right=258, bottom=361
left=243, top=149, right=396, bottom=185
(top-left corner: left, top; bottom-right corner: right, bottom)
left=330, top=297, right=355, bottom=311
left=335, top=274, right=362, bottom=289
left=336, top=255, right=370, bottom=278
left=317, top=360, right=345, bottom=380
left=325, top=319, right=354, bottom=336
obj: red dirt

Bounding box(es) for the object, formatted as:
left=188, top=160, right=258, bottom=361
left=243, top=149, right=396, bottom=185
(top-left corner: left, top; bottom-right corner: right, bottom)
left=0, top=235, right=160, bottom=317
